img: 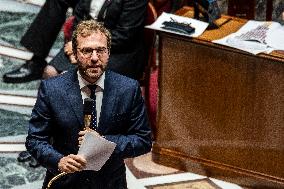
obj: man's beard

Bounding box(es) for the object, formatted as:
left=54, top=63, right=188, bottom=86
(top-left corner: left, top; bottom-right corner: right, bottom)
left=79, top=64, right=104, bottom=81
left=85, top=67, right=101, bottom=77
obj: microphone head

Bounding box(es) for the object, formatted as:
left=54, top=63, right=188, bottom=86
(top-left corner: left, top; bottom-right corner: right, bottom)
left=83, top=98, right=93, bottom=114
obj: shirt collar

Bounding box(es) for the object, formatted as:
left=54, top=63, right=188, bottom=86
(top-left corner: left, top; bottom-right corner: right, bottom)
left=77, top=71, right=105, bottom=90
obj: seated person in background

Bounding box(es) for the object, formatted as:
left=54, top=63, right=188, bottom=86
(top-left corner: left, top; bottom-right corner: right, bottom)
left=25, top=20, right=152, bottom=189
left=4, top=0, right=147, bottom=82
left=45, top=0, right=148, bottom=81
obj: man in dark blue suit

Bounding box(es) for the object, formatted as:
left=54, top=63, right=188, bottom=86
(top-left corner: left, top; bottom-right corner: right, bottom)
left=25, top=20, right=152, bottom=189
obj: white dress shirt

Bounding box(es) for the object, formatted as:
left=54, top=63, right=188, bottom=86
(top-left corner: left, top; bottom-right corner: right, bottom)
left=78, top=71, right=105, bottom=125
left=90, top=0, right=106, bottom=20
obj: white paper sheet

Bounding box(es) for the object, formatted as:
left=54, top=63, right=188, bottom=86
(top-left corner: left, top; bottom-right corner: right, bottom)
left=145, top=12, right=209, bottom=38
left=213, top=20, right=284, bottom=54
left=266, top=27, right=284, bottom=50
left=78, top=132, right=116, bottom=171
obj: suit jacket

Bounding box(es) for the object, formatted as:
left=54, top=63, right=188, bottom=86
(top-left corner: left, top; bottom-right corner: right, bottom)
left=25, top=69, right=152, bottom=189
left=51, top=0, right=148, bottom=80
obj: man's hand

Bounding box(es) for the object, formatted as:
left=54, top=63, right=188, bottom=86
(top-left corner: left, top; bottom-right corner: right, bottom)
left=58, top=154, right=86, bottom=173
left=64, top=41, right=77, bottom=64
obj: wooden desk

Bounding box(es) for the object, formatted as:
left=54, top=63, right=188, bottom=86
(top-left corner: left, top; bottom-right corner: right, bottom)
left=152, top=7, right=284, bottom=188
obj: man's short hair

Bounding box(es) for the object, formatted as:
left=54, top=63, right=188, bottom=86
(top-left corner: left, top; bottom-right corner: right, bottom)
left=72, top=19, right=111, bottom=54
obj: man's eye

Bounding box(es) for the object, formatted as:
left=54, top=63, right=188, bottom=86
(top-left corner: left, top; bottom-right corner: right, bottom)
left=96, top=48, right=105, bottom=53
left=81, top=48, right=93, bottom=54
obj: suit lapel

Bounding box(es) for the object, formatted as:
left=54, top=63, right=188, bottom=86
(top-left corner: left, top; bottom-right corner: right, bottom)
left=63, top=70, right=84, bottom=128
left=98, top=0, right=112, bottom=21
left=98, top=71, right=117, bottom=133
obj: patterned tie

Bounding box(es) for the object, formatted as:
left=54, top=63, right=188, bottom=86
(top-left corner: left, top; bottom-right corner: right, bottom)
left=88, top=85, right=97, bottom=129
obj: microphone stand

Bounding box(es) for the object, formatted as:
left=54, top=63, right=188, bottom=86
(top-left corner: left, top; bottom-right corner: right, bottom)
left=46, top=172, right=68, bottom=189
left=46, top=98, right=93, bottom=189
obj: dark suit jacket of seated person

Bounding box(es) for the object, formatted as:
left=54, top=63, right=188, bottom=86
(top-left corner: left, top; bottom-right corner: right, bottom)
left=49, top=0, right=148, bottom=80
left=25, top=20, right=152, bottom=189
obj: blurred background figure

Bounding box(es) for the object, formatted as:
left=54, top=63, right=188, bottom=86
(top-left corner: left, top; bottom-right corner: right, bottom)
left=3, top=0, right=148, bottom=83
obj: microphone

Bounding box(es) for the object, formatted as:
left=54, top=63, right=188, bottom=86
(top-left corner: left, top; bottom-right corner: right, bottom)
left=83, top=98, right=93, bottom=130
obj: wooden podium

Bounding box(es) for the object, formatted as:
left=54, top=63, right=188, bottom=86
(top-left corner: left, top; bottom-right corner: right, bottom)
left=152, top=7, right=284, bottom=188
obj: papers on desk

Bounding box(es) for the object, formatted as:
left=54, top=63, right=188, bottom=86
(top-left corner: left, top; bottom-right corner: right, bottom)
left=266, top=26, right=284, bottom=50
left=213, top=20, right=284, bottom=55
left=78, top=132, right=116, bottom=171
left=145, top=12, right=209, bottom=37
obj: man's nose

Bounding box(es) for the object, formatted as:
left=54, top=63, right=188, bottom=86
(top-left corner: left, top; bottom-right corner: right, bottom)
left=90, top=50, right=99, bottom=61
